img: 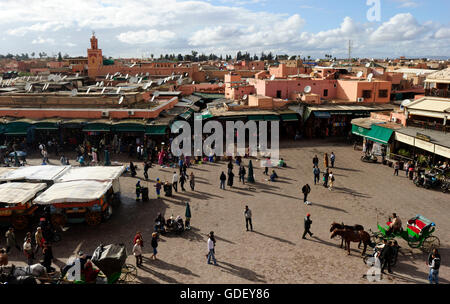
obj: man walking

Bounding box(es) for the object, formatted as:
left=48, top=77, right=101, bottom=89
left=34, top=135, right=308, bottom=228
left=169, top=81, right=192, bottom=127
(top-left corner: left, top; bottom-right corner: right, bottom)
left=330, top=152, right=336, bottom=168
left=302, top=184, right=311, bottom=205
left=313, top=166, right=320, bottom=185
left=427, top=248, right=440, bottom=284
left=135, top=180, right=142, bottom=201
left=302, top=214, right=313, bottom=239
left=328, top=171, right=335, bottom=191
left=394, top=161, right=399, bottom=176
left=380, top=241, right=394, bottom=274
left=207, top=231, right=217, bottom=266
left=179, top=172, right=186, bottom=191
left=5, top=227, right=20, bottom=253
left=132, top=239, right=143, bottom=267
left=244, top=206, right=253, bottom=231
left=220, top=171, right=226, bottom=190
left=144, top=161, right=150, bottom=180
left=323, top=168, right=329, bottom=188
left=172, top=171, right=179, bottom=192
left=239, top=165, right=246, bottom=184
left=312, top=155, right=319, bottom=167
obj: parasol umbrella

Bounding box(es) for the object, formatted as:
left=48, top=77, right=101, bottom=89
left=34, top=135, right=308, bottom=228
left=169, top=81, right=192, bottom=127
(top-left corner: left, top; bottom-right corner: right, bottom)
left=185, top=202, right=191, bottom=218
left=247, top=160, right=255, bottom=183
left=9, top=151, right=27, bottom=158
left=104, top=149, right=111, bottom=166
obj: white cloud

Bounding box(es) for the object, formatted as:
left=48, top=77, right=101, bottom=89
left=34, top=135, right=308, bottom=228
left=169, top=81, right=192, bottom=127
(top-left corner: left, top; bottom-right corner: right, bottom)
left=31, top=37, right=55, bottom=44
left=393, top=0, right=419, bottom=8
left=0, top=0, right=448, bottom=57
left=435, top=28, right=450, bottom=39
left=370, top=13, right=430, bottom=42
left=117, top=29, right=176, bottom=44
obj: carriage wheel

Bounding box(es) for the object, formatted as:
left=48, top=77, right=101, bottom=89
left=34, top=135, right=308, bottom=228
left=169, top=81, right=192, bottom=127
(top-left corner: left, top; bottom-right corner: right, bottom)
left=422, top=236, right=440, bottom=252
left=85, top=211, right=102, bottom=226
left=51, top=214, right=67, bottom=227
left=118, top=264, right=137, bottom=283
left=11, top=215, right=29, bottom=230
left=102, top=205, right=113, bottom=222
left=407, top=239, right=421, bottom=248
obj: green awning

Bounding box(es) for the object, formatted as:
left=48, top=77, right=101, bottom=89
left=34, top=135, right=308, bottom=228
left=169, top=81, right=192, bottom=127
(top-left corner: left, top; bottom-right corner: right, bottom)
left=202, top=113, right=214, bottom=120
left=264, top=115, right=280, bottom=121
left=352, top=124, right=393, bottom=144
left=0, top=125, right=5, bottom=134
left=218, top=116, right=248, bottom=121
left=33, top=122, right=59, bottom=130
left=365, top=125, right=394, bottom=145
left=82, top=123, right=111, bottom=132
left=113, top=124, right=145, bottom=132
left=248, top=115, right=265, bottom=121
left=179, top=109, right=194, bottom=120
left=145, top=125, right=168, bottom=135
left=352, top=124, right=371, bottom=137
left=4, top=122, right=31, bottom=135
left=281, top=114, right=299, bottom=121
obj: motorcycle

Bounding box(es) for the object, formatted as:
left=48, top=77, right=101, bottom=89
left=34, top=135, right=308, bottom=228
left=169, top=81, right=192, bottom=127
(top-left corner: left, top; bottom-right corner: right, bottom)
left=165, top=217, right=184, bottom=235
left=414, top=172, right=440, bottom=189
left=361, top=154, right=378, bottom=163
left=441, top=180, right=450, bottom=193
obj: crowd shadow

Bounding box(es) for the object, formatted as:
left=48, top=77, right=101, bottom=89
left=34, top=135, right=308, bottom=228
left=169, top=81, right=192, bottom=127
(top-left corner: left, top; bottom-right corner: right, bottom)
left=308, top=201, right=348, bottom=213
left=149, top=259, right=200, bottom=277
left=183, top=227, right=206, bottom=242
left=138, top=264, right=179, bottom=283
left=252, top=231, right=296, bottom=246
left=217, top=261, right=266, bottom=283
left=333, top=187, right=371, bottom=199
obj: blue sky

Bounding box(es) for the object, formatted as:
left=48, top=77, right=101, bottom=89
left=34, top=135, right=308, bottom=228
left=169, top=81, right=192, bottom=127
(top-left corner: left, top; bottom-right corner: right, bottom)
left=0, top=0, right=449, bottom=58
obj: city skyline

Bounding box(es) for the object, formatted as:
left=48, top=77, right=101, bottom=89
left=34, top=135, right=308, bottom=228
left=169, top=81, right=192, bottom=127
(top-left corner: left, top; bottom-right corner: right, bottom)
left=0, top=0, right=449, bottom=58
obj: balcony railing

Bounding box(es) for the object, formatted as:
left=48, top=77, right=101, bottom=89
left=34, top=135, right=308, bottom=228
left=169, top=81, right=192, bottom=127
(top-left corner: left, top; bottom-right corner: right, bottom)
left=407, top=120, right=450, bottom=133
left=425, top=89, right=450, bottom=98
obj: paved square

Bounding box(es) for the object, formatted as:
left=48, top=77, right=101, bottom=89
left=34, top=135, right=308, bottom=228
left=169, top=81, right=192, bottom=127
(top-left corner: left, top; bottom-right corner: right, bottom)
left=2, top=140, right=449, bottom=284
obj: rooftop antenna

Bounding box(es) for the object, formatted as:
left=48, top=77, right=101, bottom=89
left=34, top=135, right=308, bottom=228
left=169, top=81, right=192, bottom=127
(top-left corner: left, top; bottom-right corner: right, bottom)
left=348, top=40, right=353, bottom=65
left=304, top=86, right=312, bottom=94
left=367, top=73, right=374, bottom=82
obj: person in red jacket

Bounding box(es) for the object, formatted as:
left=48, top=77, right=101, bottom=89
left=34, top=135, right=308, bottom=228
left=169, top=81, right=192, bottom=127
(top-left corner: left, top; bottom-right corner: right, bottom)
left=133, top=231, right=144, bottom=247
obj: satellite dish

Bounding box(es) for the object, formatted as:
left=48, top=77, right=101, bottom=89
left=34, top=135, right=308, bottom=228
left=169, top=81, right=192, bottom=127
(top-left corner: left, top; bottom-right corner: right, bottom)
left=153, top=91, right=160, bottom=97
left=178, top=63, right=182, bottom=67
left=125, top=74, right=129, bottom=79
left=106, top=73, right=110, bottom=79
left=192, top=81, right=195, bottom=84
left=116, top=87, right=121, bottom=94
left=367, top=73, right=374, bottom=82
left=157, top=79, right=163, bottom=85
left=101, top=87, right=106, bottom=94
left=27, top=85, right=33, bottom=92
left=218, top=82, right=223, bottom=87
left=365, top=63, right=371, bottom=68
left=146, top=72, right=149, bottom=76
left=304, top=86, right=312, bottom=94
left=118, top=96, right=124, bottom=104
left=400, top=99, right=411, bottom=110
left=71, top=89, right=78, bottom=96
left=86, top=88, right=91, bottom=94
left=95, top=82, right=99, bottom=86
left=330, top=63, right=335, bottom=68
left=25, top=83, right=31, bottom=91
left=315, top=59, right=320, bottom=62
left=99, top=81, right=104, bottom=86
left=243, top=94, right=248, bottom=100
left=270, top=75, right=276, bottom=81
left=356, top=71, right=363, bottom=78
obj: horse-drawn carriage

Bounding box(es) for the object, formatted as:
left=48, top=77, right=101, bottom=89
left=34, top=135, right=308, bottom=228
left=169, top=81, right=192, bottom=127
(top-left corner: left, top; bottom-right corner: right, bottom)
left=371, top=214, right=440, bottom=252
left=0, top=182, right=47, bottom=230
left=33, top=180, right=115, bottom=227
left=1, top=244, right=138, bottom=284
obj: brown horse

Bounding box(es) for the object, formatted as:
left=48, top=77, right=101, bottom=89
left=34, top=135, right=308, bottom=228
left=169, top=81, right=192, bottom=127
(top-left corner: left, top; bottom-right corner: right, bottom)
left=330, top=222, right=365, bottom=249
left=330, top=228, right=371, bottom=255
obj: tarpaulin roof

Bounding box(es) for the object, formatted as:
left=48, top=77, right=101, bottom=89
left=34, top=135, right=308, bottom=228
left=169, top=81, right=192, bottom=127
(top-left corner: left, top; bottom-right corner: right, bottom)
left=33, top=180, right=113, bottom=205
left=0, top=182, right=47, bottom=204
left=0, top=165, right=70, bottom=182
left=56, top=166, right=125, bottom=183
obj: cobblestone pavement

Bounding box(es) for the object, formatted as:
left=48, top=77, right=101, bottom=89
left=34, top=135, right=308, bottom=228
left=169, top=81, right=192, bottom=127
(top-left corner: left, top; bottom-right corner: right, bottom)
left=2, top=139, right=449, bottom=284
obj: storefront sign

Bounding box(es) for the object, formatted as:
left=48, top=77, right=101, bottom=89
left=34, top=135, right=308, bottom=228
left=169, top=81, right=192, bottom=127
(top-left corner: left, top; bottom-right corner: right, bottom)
left=434, top=145, right=450, bottom=159
left=416, top=132, right=431, bottom=142
left=395, top=132, right=415, bottom=146
left=415, top=138, right=435, bottom=153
